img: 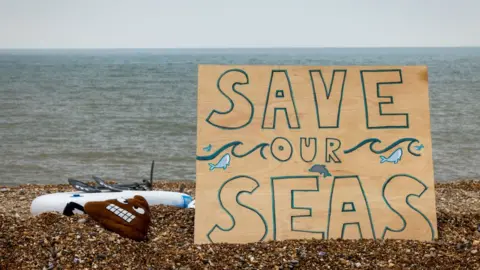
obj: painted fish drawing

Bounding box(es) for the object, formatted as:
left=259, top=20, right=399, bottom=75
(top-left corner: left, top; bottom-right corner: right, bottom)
left=380, top=148, right=403, bottom=164
left=309, top=164, right=332, bottom=178
left=414, top=144, right=424, bottom=151
left=208, top=153, right=231, bottom=171
left=203, top=144, right=212, bottom=152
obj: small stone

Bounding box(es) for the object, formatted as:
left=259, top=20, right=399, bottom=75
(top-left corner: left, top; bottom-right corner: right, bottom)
left=388, top=262, right=395, bottom=267
left=19, top=196, right=26, bottom=201
left=318, top=251, right=327, bottom=256
left=473, top=240, right=480, bottom=246
left=471, top=249, right=478, bottom=255
left=78, top=218, right=86, bottom=223
left=355, top=262, right=361, bottom=268
left=296, top=247, right=307, bottom=259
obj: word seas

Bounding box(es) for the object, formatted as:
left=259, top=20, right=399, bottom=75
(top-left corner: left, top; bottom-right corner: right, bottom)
left=206, top=173, right=435, bottom=243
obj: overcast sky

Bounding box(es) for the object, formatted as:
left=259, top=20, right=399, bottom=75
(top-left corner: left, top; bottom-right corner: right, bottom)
left=1, top=0, right=479, bottom=48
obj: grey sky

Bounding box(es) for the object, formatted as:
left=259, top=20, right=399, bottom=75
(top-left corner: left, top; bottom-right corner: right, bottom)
left=1, top=0, right=479, bottom=48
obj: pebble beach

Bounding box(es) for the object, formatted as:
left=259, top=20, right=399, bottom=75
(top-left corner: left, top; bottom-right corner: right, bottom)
left=1, top=179, right=479, bottom=269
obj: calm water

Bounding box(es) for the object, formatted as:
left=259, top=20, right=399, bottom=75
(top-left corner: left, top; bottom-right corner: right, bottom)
left=0, top=48, right=479, bottom=186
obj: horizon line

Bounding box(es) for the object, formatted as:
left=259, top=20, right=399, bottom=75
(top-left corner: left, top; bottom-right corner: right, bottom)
left=1, top=45, right=480, bottom=50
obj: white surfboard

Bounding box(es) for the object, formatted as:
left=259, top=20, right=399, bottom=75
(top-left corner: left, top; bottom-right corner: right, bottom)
left=30, top=190, right=194, bottom=215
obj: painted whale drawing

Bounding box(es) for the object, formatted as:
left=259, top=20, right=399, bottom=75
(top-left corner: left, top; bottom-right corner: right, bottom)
left=208, top=153, right=231, bottom=171
left=380, top=148, right=403, bottom=164
left=308, top=164, right=332, bottom=178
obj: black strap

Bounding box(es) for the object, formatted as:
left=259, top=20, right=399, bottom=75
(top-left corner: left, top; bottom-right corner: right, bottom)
left=63, top=202, right=85, bottom=216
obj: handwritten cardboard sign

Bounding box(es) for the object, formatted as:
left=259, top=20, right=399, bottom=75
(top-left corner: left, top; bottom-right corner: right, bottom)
left=194, top=65, right=437, bottom=244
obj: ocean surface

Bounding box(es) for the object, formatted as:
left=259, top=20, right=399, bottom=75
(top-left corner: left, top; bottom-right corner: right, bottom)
left=0, top=48, right=479, bottom=186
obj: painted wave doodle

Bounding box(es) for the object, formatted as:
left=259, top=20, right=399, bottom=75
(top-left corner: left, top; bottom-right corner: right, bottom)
left=343, top=138, right=422, bottom=157
left=196, top=141, right=270, bottom=161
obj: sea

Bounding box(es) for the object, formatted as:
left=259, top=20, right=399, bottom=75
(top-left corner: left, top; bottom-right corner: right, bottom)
left=0, top=48, right=479, bottom=186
